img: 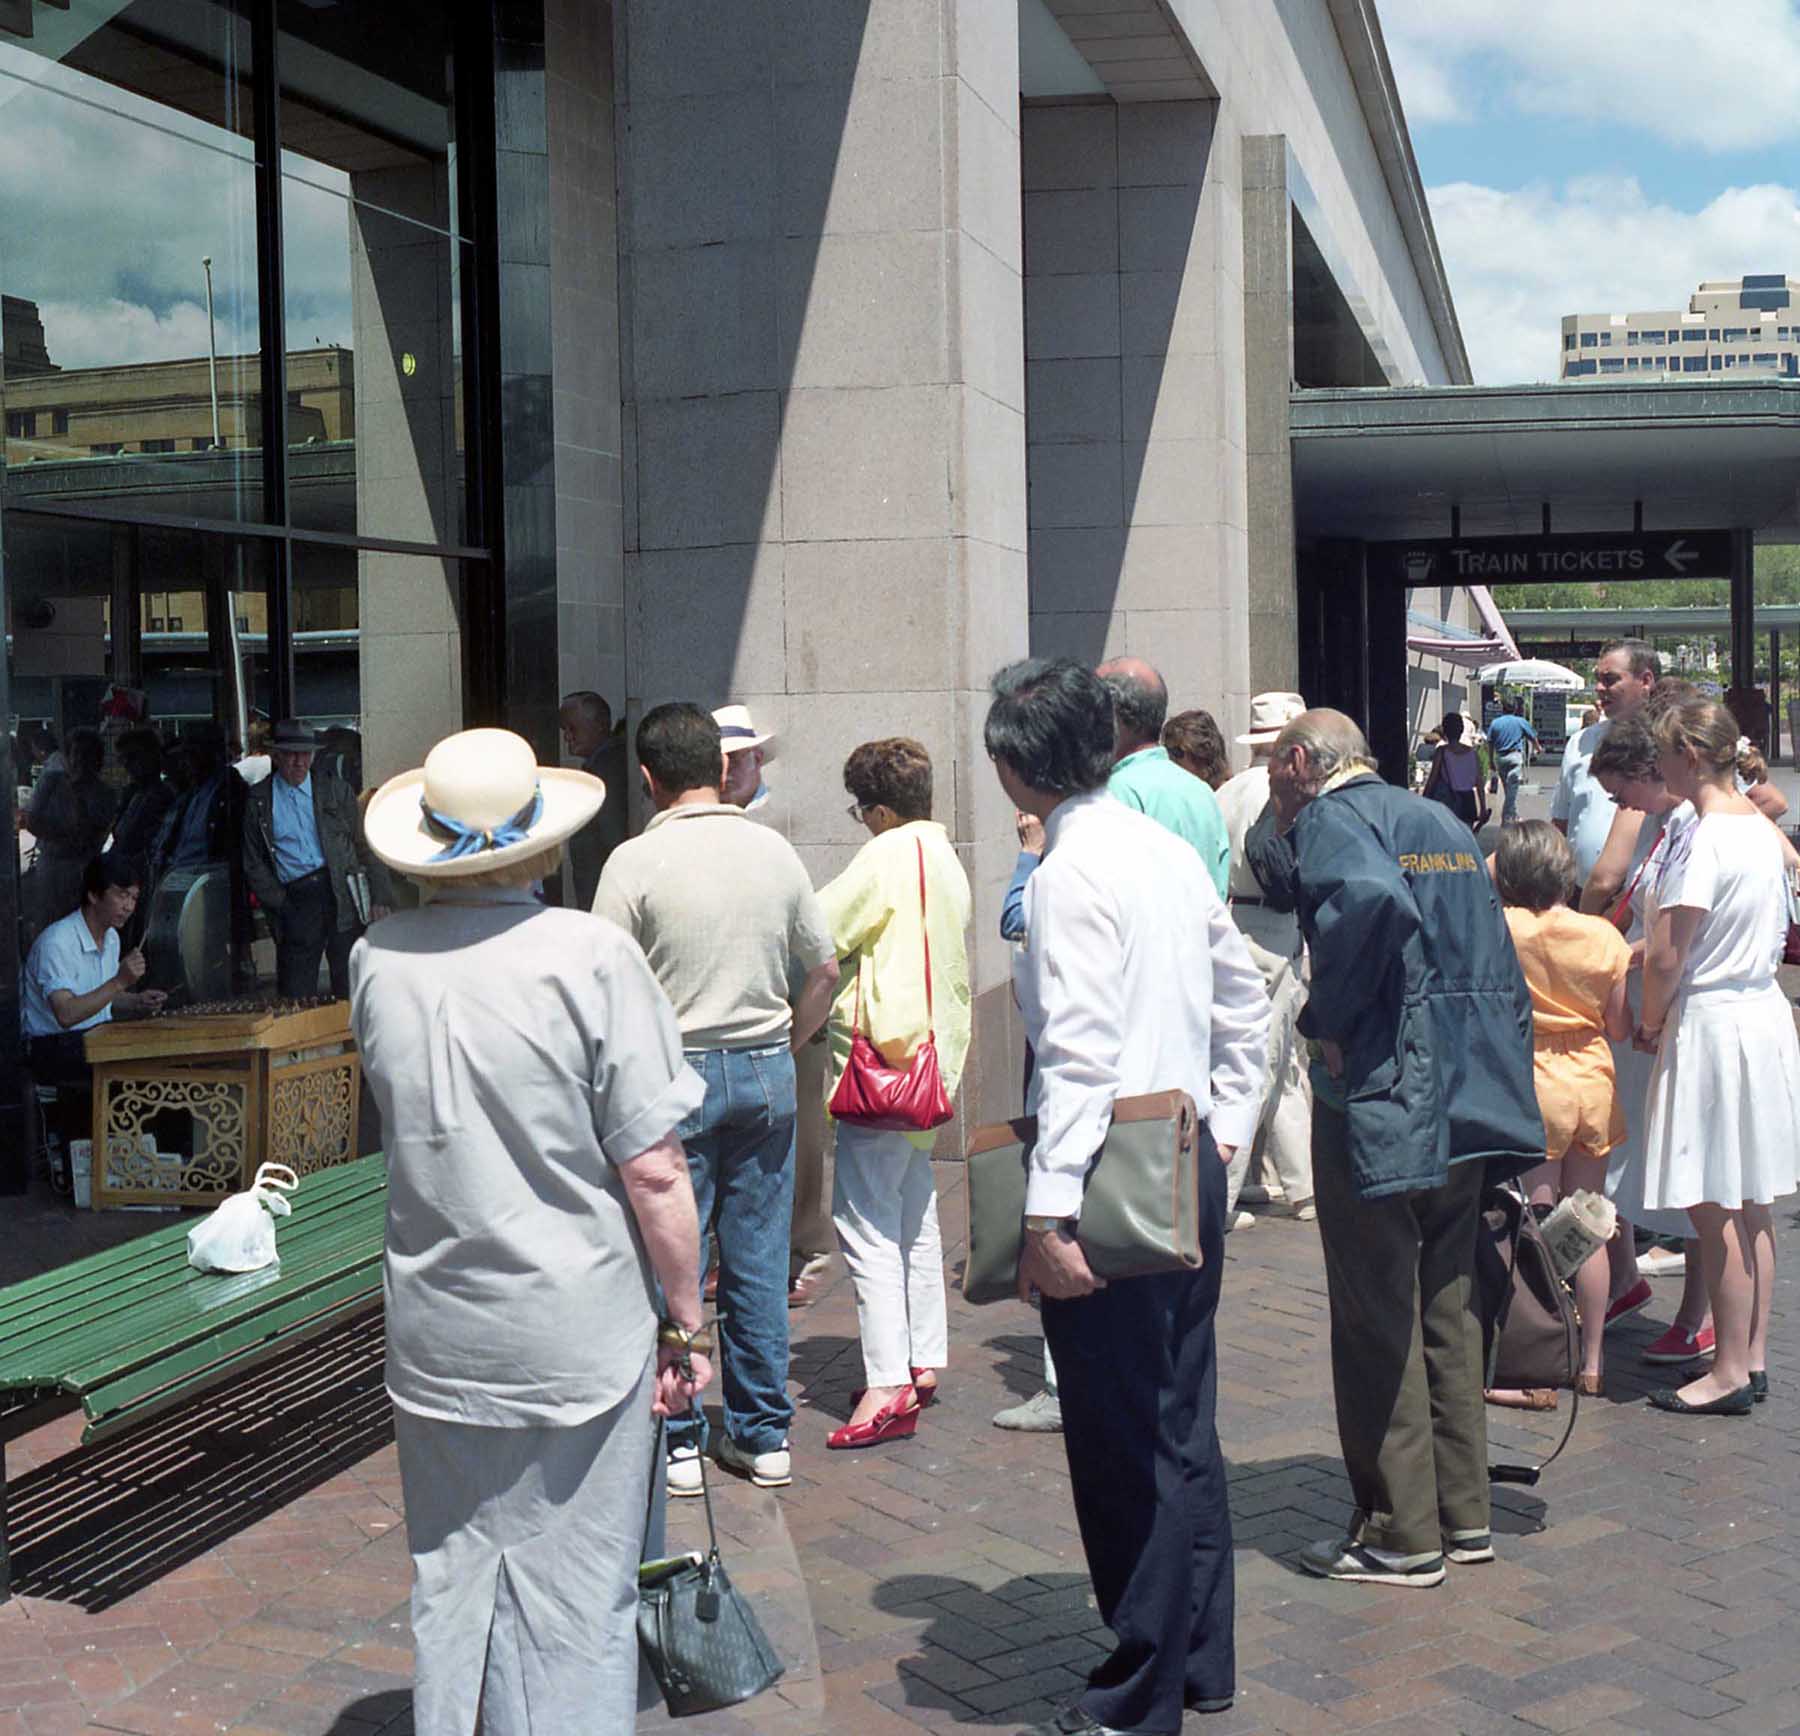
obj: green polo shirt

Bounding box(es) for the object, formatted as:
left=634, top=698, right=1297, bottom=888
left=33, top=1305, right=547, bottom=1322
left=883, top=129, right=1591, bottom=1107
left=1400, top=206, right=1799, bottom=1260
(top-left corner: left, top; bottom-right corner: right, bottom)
left=1107, top=746, right=1231, bottom=897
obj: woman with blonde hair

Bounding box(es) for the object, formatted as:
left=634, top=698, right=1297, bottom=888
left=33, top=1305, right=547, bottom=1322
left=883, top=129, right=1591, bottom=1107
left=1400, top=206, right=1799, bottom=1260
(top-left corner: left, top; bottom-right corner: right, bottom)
left=819, top=737, right=971, bottom=1449
left=1627, top=698, right=1800, bottom=1415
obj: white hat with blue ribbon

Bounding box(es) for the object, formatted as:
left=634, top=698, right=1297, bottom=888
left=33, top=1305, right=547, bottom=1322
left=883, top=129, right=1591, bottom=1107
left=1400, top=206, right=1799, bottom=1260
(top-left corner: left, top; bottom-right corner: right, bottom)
left=362, top=727, right=605, bottom=878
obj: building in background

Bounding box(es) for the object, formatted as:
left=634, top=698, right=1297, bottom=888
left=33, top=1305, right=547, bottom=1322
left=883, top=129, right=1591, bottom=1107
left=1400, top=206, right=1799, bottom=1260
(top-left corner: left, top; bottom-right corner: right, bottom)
left=1561, top=276, right=1800, bottom=382
left=0, top=0, right=1476, bottom=1179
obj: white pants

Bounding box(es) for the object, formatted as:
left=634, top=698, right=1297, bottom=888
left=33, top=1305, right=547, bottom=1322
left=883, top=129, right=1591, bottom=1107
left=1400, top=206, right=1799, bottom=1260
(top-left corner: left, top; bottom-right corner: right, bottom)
left=1225, top=928, right=1314, bottom=1211
left=393, top=1356, right=656, bottom=1736
left=831, top=1123, right=949, bottom=1387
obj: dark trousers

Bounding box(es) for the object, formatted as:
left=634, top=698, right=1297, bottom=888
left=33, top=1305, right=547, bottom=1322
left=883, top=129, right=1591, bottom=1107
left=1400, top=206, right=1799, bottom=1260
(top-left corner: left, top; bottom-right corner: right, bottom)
left=27, top=1033, right=94, bottom=1143
left=1311, top=1103, right=1490, bottom=1556
left=1041, top=1128, right=1233, bottom=1732
left=274, top=869, right=352, bottom=1000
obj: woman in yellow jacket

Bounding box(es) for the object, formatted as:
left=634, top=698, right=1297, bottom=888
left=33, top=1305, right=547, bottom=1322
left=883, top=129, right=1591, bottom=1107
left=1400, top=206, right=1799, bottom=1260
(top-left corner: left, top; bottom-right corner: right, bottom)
left=820, top=738, right=971, bottom=1449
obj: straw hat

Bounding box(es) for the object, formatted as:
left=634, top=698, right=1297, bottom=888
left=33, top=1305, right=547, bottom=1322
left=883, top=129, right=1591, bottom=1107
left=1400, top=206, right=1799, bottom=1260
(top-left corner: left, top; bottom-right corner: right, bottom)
left=1236, top=691, right=1307, bottom=745
left=362, top=728, right=605, bottom=879
left=713, top=703, right=775, bottom=757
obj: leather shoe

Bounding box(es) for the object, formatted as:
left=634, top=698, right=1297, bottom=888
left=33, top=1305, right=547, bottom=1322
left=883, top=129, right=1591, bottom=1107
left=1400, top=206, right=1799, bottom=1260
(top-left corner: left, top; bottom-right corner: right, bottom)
left=1027, top=1709, right=1131, bottom=1736
left=826, top=1388, right=920, bottom=1450
left=1648, top=1383, right=1754, bottom=1416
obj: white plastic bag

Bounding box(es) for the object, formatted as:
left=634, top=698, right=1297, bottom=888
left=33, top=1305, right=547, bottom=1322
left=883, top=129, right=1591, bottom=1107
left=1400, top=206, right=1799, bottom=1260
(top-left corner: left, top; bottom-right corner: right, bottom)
left=186, top=1163, right=299, bottom=1273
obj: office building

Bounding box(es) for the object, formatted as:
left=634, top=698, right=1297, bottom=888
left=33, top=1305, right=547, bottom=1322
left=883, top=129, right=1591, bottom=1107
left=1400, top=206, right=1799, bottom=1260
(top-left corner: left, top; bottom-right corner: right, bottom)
left=1561, top=276, right=1800, bottom=381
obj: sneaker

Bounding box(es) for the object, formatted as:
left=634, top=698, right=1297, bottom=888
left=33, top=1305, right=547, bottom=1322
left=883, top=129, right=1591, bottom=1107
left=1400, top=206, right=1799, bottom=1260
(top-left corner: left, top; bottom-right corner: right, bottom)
left=1288, top=1198, right=1317, bottom=1222
left=667, top=1445, right=704, bottom=1498
left=788, top=1251, right=832, bottom=1310
left=1297, top=1538, right=1446, bottom=1588
left=1229, top=1208, right=1256, bottom=1232
left=717, top=1436, right=792, bottom=1488
left=1643, top=1322, right=1715, bottom=1365
left=1637, top=1244, right=1687, bottom=1278
left=1604, top=1277, right=1653, bottom=1329
left=993, top=1388, right=1063, bottom=1432
left=1444, top=1529, right=1495, bottom=1565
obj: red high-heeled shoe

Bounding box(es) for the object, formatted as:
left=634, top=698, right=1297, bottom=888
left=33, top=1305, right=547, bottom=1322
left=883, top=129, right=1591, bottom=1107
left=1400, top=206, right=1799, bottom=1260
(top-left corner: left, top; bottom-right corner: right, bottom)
left=827, top=1387, right=921, bottom=1450
left=851, top=1368, right=940, bottom=1409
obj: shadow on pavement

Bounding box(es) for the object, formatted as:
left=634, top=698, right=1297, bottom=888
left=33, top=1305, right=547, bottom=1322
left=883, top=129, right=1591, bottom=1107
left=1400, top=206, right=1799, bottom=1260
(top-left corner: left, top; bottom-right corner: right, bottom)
left=6, top=1310, right=391, bottom=1609
left=327, top=1688, right=411, bottom=1733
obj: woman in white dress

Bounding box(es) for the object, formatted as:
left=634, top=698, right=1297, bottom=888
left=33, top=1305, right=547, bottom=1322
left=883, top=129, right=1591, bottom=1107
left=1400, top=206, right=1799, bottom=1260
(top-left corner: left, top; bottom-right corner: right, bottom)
left=1632, top=697, right=1800, bottom=1416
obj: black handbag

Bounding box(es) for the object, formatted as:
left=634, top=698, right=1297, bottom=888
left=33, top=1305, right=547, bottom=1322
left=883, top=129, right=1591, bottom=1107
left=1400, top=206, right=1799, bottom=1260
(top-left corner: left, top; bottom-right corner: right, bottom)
left=638, top=1418, right=784, bottom=1718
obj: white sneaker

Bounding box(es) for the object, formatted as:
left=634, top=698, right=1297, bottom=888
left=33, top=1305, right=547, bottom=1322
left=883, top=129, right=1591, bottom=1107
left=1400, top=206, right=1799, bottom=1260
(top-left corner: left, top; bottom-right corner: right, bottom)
left=1288, top=1199, right=1317, bottom=1222
left=666, top=1445, right=704, bottom=1498
left=717, top=1436, right=792, bottom=1488
left=1638, top=1243, right=1686, bottom=1277
left=1229, top=1208, right=1256, bottom=1232
left=992, top=1388, right=1063, bottom=1432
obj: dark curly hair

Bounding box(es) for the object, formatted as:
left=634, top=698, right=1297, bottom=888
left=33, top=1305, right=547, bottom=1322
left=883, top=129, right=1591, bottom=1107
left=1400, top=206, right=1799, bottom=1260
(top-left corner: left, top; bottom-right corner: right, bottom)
left=1162, top=709, right=1229, bottom=789
left=844, top=738, right=933, bottom=821
left=984, top=658, right=1115, bottom=796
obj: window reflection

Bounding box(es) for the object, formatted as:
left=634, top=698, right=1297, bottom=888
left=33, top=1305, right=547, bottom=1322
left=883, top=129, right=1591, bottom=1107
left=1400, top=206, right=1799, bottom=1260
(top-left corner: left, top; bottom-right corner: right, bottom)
left=0, top=0, right=263, bottom=519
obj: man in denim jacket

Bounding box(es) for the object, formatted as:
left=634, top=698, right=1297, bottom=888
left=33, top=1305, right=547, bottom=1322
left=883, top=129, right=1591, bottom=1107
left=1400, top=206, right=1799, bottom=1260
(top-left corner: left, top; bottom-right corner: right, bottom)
left=1264, top=709, right=1542, bottom=1590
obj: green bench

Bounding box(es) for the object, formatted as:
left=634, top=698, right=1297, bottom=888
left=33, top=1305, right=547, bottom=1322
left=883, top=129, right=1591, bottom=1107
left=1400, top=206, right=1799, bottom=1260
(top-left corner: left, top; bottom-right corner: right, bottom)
left=0, top=1152, right=388, bottom=1600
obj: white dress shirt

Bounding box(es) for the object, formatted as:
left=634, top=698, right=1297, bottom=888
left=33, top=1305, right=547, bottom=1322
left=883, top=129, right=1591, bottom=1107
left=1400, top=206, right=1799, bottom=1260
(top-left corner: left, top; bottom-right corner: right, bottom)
left=1550, top=719, right=1618, bottom=881
left=22, top=909, right=119, bottom=1038
left=1013, top=791, right=1271, bottom=1218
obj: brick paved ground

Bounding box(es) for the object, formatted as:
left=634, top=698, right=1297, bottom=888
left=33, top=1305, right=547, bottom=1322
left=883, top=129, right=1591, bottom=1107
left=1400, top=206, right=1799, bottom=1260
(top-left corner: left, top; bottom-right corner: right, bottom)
left=4, top=1158, right=1799, bottom=1734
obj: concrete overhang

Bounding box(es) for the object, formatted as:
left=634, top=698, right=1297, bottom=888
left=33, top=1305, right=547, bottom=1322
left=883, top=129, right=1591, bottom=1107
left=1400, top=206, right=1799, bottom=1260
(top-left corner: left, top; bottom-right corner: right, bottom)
left=1507, top=605, right=1800, bottom=635
left=1035, top=0, right=1215, bottom=102
left=1291, top=379, right=1800, bottom=542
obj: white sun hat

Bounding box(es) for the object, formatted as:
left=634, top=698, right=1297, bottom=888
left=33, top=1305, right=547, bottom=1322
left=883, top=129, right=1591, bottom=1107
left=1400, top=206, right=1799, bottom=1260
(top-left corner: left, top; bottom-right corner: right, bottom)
left=712, top=703, right=775, bottom=758
left=362, top=728, right=605, bottom=879
left=1236, top=691, right=1307, bottom=745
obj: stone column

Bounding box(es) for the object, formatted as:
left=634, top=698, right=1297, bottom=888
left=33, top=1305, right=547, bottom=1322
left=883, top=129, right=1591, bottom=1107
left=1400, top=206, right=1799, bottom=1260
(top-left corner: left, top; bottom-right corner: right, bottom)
left=617, top=2, right=1030, bottom=1134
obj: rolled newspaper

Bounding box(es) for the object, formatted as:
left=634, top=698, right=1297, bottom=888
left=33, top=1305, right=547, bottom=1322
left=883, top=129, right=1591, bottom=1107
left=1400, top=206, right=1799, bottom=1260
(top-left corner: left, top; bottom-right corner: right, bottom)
left=1539, top=1189, right=1617, bottom=1283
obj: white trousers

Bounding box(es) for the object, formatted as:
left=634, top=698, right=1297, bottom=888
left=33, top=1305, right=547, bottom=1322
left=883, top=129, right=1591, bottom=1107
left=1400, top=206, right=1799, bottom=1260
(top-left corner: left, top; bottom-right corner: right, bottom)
left=1225, top=931, right=1314, bottom=1211
left=393, top=1356, right=656, bottom=1736
left=831, top=1123, right=949, bottom=1387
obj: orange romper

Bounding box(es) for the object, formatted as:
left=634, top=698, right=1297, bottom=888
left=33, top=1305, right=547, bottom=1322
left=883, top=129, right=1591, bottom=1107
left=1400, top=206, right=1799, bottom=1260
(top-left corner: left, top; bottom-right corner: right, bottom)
left=1504, top=905, right=1633, bottom=1162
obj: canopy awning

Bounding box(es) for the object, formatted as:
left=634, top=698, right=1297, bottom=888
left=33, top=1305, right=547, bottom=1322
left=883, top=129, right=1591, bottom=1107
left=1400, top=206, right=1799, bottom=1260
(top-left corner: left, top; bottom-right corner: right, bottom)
left=1404, top=584, right=1520, bottom=669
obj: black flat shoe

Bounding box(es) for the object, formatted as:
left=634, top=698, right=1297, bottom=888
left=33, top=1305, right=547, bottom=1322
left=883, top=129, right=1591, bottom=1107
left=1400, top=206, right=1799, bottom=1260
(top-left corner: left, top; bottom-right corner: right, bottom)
left=1751, top=1370, right=1769, bottom=1403
left=1648, top=1384, right=1755, bottom=1416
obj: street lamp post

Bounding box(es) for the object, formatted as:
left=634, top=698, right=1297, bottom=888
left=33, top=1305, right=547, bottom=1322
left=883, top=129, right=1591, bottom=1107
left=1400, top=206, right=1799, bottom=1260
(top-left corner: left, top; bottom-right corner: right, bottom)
left=201, top=255, right=221, bottom=450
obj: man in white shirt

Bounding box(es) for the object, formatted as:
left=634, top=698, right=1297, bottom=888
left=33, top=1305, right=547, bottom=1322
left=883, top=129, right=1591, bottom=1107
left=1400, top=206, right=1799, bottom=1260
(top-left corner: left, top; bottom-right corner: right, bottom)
left=1551, top=638, right=1660, bottom=895
left=22, top=850, right=167, bottom=1146
left=1215, top=691, right=1314, bottom=1222
left=984, top=657, right=1269, bottom=1736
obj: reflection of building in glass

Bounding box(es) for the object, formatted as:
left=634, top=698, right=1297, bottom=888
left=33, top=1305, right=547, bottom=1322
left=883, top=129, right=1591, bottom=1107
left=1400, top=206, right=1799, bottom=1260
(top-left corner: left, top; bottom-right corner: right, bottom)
left=1561, top=277, right=1800, bottom=380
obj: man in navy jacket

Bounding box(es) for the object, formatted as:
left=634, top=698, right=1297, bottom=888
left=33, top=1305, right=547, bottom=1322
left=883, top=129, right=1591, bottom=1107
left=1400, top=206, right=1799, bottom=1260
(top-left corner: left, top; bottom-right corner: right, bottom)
left=1264, top=709, right=1542, bottom=1590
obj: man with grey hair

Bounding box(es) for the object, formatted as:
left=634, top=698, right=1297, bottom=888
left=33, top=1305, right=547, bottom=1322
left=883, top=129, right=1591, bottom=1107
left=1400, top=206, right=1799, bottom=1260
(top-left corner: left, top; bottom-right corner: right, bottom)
left=1265, top=709, right=1542, bottom=1589
left=1095, top=657, right=1229, bottom=896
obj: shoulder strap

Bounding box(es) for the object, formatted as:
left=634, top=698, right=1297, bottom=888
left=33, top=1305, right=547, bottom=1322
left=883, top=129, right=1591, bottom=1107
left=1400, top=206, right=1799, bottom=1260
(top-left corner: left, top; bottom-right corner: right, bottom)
left=917, top=837, right=935, bottom=1035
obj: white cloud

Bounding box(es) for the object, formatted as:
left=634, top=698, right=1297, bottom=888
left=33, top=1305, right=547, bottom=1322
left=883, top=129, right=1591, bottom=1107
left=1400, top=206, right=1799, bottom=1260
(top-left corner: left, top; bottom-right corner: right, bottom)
left=1381, top=0, right=1800, bottom=151
left=1429, top=175, right=1800, bottom=382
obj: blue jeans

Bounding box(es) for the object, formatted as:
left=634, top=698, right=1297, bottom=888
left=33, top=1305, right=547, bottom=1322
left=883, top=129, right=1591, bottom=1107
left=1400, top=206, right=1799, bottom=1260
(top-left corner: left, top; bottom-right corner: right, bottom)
left=667, top=1045, right=797, bottom=1457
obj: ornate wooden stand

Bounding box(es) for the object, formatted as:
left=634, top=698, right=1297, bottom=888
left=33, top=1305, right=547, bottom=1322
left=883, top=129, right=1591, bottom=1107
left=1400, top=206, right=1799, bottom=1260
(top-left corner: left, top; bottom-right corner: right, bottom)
left=84, top=1001, right=362, bottom=1207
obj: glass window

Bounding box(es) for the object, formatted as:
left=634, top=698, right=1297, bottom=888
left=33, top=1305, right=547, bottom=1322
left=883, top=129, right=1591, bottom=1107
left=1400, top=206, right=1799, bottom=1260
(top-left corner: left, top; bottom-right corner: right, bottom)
left=1683, top=355, right=1708, bottom=372
left=0, top=1, right=263, bottom=521
left=1599, top=357, right=1624, bottom=374
left=1724, top=355, right=1735, bottom=368
left=1566, top=358, right=1596, bottom=376
left=1710, top=356, right=1723, bottom=370
left=1626, top=331, right=1639, bottom=346
left=279, top=1, right=471, bottom=549
left=1563, top=333, right=1577, bottom=351
left=1579, top=331, right=1597, bottom=347
left=1754, top=352, right=1779, bottom=365
left=1682, top=327, right=1708, bottom=341
left=1637, top=330, right=1665, bottom=344
left=1709, top=329, right=1721, bottom=340
left=1722, top=328, right=1748, bottom=342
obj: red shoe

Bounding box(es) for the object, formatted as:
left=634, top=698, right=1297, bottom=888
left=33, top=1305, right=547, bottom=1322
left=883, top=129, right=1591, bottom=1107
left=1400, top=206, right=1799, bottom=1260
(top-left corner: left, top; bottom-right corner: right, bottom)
left=1604, top=1278, right=1653, bottom=1329
left=1643, top=1322, right=1716, bottom=1365
left=851, top=1368, right=941, bottom=1408
left=827, top=1389, right=921, bottom=1450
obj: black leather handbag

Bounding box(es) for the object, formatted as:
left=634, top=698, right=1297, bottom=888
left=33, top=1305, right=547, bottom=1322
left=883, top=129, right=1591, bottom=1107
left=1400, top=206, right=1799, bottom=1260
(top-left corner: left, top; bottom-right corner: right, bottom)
left=638, top=1420, right=784, bottom=1718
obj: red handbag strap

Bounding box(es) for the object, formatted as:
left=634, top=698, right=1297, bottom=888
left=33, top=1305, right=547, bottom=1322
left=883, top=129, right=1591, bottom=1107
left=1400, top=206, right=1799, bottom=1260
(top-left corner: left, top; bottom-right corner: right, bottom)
left=846, top=835, right=935, bottom=1041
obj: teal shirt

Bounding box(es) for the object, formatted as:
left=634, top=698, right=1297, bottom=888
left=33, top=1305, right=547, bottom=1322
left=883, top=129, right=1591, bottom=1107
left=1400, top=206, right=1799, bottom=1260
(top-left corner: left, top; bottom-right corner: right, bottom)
left=1107, top=746, right=1231, bottom=897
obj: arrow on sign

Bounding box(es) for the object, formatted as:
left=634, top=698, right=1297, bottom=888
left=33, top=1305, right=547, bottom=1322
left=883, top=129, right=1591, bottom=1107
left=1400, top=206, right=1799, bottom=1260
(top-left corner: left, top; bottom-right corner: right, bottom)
left=1665, top=538, right=1697, bottom=574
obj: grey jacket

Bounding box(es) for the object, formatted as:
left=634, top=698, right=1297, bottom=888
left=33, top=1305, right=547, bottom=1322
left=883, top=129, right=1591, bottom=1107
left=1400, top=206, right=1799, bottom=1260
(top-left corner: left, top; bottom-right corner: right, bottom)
left=242, top=771, right=391, bottom=933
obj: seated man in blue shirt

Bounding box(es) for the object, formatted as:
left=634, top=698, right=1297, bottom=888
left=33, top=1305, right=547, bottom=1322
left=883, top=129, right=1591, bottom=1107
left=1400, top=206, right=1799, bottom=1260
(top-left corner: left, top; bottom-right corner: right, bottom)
left=242, top=719, right=392, bottom=1000
left=22, top=850, right=168, bottom=1143
left=1484, top=698, right=1540, bottom=827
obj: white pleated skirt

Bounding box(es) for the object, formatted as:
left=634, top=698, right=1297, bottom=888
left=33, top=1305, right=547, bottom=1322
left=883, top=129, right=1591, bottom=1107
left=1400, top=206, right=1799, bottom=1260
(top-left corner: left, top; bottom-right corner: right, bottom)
left=1628, top=979, right=1800, bottom=1213
left=1604, top=1036, right=1694, bottom=1239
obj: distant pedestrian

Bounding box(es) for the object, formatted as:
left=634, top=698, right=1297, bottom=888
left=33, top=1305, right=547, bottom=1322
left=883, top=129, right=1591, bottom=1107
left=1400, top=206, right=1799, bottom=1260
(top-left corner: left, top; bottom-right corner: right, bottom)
left=1161, top=707, right=1231, bottom=789
left=1490, top=822, right=1633, bottom=1403
left=985, top=658, right=1268, bottom=1732
left=558, top=690, right=628, bottom=907
left=1269, top=710, right=1541, bottom=1588
left=1419, top=712, right=1488, bottom=830
left=24, top=728, right=115, bottom=942
left=595, top=703, right=839, bottom=1492
left=1629, top=697, right=1800, bottom=1416
left=715, top=702, right=774, bottom=812
left=820, top=738, right=970, bottom=1449
left=1096, top=658, right=1230, bottom=895
left=1216, top=691, right=1313, bottom=1222
left=352, top=728, right=712, bottom=1736
left=1485, top=696, right=1540, bottom=825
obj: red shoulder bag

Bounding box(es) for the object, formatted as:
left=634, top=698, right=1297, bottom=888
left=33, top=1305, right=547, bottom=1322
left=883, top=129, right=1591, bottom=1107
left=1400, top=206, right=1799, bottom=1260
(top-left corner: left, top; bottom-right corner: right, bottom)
left=827, top=838, right=954, bottom=1133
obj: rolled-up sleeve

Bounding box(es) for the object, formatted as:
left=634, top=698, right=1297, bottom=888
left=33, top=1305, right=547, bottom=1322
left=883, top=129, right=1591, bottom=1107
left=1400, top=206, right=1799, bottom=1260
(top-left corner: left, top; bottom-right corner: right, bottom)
left=592, top=940, right=704, bottom=1163
left=1204, top=898, right=1270, bottom=1150
left=1018, top=865, right=1122, bottom=1218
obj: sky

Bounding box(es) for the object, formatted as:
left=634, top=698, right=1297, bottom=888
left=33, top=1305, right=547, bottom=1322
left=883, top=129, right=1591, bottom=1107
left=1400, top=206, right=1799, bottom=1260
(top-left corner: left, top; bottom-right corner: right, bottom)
left=1380, top=0, right=1800, bottom=385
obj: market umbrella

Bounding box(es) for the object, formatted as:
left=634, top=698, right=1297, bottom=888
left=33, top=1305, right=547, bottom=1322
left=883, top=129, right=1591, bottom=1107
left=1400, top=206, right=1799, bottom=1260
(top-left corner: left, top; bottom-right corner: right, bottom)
left=1475, top=658, right=1585, bottom=691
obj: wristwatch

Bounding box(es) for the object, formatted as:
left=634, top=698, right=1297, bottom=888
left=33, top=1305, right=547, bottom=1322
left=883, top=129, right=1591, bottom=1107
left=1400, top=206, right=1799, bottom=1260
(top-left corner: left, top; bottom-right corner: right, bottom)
left=1023, top=1214, right=1074, bottom=1234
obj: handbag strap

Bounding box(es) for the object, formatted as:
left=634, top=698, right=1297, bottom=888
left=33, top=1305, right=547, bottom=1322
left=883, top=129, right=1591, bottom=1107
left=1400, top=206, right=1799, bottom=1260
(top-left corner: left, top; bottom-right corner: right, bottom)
left=846, top=836, right=936, bottom=1043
